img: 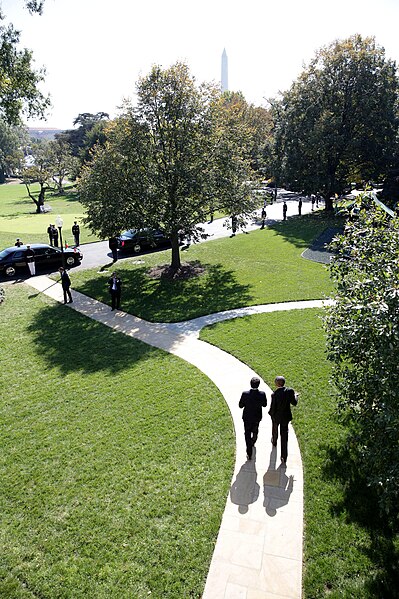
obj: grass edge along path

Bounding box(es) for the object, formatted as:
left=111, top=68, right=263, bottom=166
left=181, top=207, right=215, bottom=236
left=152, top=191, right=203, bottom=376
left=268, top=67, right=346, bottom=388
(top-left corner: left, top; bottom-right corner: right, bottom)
left=200, top=308, right=399, bottom=599
left=0, top=284, right=235, bottom=599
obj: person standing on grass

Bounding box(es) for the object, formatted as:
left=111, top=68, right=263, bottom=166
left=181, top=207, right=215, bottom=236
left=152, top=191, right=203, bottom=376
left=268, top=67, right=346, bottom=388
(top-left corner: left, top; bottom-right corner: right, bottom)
left=298, top=198, right=302, bottom=215
left=51, top=224, right=59, bottom=247
left=72, top=221, right=80, bottom=246
left=269, top=376, right=298, bottom=465
left=108, top=272, right=122, bottom=311
left=25, top=244, right=35, bottom=276
left=47, top=224, right=54, bottom=246
left=15, top=238, right=23, bottom=247
left=59, top=267, right=73, bottom=304
left=261, top=206, right=267, bottom=229
left=239, top=377, right=267, bottom=460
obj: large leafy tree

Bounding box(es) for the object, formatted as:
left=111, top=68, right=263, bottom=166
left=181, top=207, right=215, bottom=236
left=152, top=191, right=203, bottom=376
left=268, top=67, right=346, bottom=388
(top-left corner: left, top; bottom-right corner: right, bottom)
left=272, top=35, right=399, bottom=210
left=0, top=5, right=49, bottom=125
left=324, top=195, right=399, bottom=519
left=79, top=62, right=257, bottom=271
left=0, top=119, right=27, bottom=182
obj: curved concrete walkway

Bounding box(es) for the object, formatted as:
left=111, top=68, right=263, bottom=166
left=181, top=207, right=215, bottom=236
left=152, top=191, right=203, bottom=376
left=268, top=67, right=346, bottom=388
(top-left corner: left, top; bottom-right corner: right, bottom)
left=25, top=275, right=332, bottom=599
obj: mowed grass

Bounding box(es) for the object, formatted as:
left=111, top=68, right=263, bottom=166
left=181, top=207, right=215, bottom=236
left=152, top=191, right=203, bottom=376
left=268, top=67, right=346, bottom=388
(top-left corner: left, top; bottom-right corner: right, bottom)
left=0, top=182, right=100, bottom=248
left=200, top=309, right=399, bottom=598
left=0, top=284, right=234, bottom=598
left=70, top=211, right=335, bottom=322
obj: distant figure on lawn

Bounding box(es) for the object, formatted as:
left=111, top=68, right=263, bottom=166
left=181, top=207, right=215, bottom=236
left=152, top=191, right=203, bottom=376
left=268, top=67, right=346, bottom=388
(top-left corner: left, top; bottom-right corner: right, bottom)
left=283, top=202, right=287, bottom=221
left=59, top=267, right=73, bottom=304
left=51, top=224, right=59, bottom=247
left=25, top=244, right=35, bottom=276
left=269, top=376, right=298, bottom=465
left=298, top=199, right=302, bottom=215
left=72, top=221, right=80, bottom=246
left=239, top=377, right=267, bottom=461
left=15, top=238, right=23, bottom=247
left=108, top=272, right=122, bottom=311
left=261, top=206, right=266, bottom=229
left=47, top=224, right=54, bottom=246
left=109, top=236, right=118, bottom=262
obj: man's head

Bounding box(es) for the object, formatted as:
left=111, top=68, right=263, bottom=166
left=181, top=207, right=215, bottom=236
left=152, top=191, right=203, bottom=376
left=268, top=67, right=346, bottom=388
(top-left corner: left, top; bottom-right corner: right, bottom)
left=59, top=267, right=64, bottom=273
left=250, top=377, right=260, bottom=389
left=275, top=376, right=285, bottom=388
left=26, top=244, right=30, bottom=249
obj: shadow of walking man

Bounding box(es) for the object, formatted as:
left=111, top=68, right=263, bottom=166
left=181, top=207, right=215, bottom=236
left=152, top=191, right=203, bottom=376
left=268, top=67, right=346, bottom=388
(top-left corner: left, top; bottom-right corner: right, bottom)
left=263, top=446, right=294, bottom=517
left=230, top=448, right=260, bottom=514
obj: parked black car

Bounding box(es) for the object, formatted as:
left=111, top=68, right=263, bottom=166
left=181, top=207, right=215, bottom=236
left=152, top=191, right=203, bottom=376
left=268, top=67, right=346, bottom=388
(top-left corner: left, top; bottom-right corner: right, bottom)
left=0, top=244, right=83, bottom=277
left=117, top=229, right=171, bottom=253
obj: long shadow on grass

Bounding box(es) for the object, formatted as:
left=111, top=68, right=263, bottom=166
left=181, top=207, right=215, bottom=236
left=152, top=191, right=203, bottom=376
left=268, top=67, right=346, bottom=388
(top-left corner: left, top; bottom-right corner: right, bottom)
left=77, top=261, right=253, bottom=322
left=27, top=302, right=162, bottom=375
left=270, top=212, right=345, bottom=251
left=323, top=444, right=399, bottom=595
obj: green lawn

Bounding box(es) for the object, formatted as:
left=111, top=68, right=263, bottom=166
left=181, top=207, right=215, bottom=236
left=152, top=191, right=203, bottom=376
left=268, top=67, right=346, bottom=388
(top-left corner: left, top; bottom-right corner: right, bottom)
left=200, top=309, right=399, bottom=598
left=70, top=211, right=335, bottom=322
left=0, top=182, right=100, bottom=248
left=0, top=284, right=234, bottom=598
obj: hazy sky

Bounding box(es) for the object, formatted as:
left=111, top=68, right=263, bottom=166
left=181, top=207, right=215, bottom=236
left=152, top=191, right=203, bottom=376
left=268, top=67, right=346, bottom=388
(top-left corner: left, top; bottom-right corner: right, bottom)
left=2, top=0, right=399, bottom=130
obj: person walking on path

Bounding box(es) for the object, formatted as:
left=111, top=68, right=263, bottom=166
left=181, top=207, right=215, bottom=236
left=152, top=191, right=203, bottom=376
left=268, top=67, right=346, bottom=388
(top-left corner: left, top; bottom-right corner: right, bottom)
left=109, top=236, right=118, bottom=262
left=72, top=221, right=80, bottom=246
left=47, top=224, right=54, bottom=246
left=108, top=272, right=122, bottom=311
left=269, top=376, right=298, bottom=465
left=59, top=267, right=73, bottom=303
left=25, top=244, right=35, bottom=276
left=283, top=202, right=287, bottom=221
left=239, top=377, right=267, bottom=460
left=298, top=198, right=302, bottom=216
left=261, top=206, right=267, bottom=229
left=231, top=215, right=237, bottom=237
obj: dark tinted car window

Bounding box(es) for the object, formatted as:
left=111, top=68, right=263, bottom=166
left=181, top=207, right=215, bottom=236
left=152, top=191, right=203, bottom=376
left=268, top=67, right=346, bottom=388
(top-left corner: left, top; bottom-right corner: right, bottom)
left=13, top=251, right=25, bottom=259
left=0, top=249, right=13, bottom=259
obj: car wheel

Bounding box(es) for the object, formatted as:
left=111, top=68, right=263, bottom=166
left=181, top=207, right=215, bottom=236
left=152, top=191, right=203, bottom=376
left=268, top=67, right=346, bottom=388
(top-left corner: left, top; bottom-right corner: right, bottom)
left=5, top=265, right=16, bottom=277
left=133, top=243, right=141, bottom=253
left=66, top=256, right=75, bottom=266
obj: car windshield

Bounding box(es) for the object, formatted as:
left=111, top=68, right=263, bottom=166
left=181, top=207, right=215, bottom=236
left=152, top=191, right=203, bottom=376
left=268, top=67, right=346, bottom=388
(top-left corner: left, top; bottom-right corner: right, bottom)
left=0, top=248, right=13, bottom=259
left=121, top=230, right=139, bottom=238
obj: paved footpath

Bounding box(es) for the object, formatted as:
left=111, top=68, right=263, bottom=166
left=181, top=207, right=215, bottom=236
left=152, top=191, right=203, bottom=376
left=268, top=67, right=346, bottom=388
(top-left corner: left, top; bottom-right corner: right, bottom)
left=25, top=273, right=332, bottom=599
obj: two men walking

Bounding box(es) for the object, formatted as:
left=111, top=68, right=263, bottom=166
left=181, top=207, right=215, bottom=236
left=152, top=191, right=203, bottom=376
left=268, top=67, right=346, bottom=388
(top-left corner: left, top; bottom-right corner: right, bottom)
left=239, top=375, right=298, bottom=464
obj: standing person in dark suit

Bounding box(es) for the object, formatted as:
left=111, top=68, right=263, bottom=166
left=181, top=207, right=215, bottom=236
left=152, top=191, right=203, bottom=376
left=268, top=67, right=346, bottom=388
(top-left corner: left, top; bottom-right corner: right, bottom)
left=59, top=267, right=73, bottom=303
left=283, top=202, right=288, bottom=221
left=51, top=225, right=59, bottom=247
left=109, top=236, right=118, bottom=262
left=72, top=221, right=80, bottom=246
left=47, top=224, right=54, bottom=246
left=239, top=377, right=267, bottom=460
left=15, top=238, right=23, bottom=247
left=269, top=376, right=298, bottom=465
left=298, top=198, right=302, bottom=215
left=108, top=272, right=122, bottom=311
left=25, top=245, right=35, bottom=276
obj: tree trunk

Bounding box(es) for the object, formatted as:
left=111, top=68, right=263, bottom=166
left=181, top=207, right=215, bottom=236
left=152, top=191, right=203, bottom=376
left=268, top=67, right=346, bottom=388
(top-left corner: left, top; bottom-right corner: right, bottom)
left=25, top=182, right=46, bottom=213
left=170, top=233, right=181, bottom=271
left=325, top=196, right=334, bottom=211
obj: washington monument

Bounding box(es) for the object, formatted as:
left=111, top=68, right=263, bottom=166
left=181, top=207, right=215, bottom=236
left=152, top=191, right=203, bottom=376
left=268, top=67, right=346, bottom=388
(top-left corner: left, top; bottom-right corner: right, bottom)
left=221, top=48, right=228, bottom=93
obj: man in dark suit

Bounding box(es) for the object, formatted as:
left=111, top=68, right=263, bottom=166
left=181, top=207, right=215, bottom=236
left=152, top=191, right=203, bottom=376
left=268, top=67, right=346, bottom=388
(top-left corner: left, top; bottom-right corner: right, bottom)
left=269, top=376, right=298, bottom=465
left=72, top=221, right=80, bottom=246
left=108, top=272, right=122, bottom=311
left=239, top=377, right=267, bottom=460
left=59, top=267, right=73, bottom=304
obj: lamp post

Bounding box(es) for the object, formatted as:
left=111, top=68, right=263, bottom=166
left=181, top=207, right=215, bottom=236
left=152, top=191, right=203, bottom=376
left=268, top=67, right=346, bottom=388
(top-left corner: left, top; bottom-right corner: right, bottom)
left=55, top=215, right=65, bottom=267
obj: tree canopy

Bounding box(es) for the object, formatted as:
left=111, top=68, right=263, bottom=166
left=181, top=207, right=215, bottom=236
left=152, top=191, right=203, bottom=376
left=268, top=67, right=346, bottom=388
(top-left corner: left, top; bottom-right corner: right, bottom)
left=79, top=63, right=257, bottom=270
left=325, top=195, right=399, bottom=521
left=272, top=35, right=399, bottom=210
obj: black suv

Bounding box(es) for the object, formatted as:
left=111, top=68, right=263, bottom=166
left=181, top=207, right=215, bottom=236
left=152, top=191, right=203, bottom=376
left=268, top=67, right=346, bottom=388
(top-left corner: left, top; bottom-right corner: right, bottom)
left=0, top=244, right=83, bottom=277
left=117, top=229, right=171, bottom=253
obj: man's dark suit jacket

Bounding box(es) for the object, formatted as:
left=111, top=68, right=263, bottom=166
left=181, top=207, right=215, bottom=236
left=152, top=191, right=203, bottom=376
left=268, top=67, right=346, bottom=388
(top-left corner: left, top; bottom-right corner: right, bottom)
left=108, top=276, right=122, bottom=293
left=239, top=388, right=267, bottom=424
left=60, top=271, right=71, bottom=290
left=269, top=387, right=297, bottom=424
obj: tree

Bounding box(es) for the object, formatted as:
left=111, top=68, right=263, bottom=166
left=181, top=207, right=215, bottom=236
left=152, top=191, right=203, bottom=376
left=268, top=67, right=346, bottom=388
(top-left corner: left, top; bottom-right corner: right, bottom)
left=0, top=119, right=27, bottom=183
left=0, top=13, right=50, bottom=125
left=324, top=194, right=399, bottom=519
left=272, top=35, right=399, bottom=210
left=47, top=138, right=79, bottom=194
left=56, top=112, right=110, bottom=163
left=79, top=63, right=257, bottom=271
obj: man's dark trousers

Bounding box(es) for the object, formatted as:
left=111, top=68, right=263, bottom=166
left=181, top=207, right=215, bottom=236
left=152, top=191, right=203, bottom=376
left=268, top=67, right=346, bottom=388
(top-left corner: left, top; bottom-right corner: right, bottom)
left=272, top=421, right=289, bottom=461
left=244, top=421, right=260, bottom=459
left=110, top=290, right=120, bottom=310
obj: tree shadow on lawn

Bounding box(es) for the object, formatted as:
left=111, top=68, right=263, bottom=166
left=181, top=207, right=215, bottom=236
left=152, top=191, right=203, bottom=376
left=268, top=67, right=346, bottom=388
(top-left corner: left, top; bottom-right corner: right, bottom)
left=27, top=301, right=162, bottom=375
left=270, top=212, right=345, bottom=251
left=78, top=261, right=253, bottom=322
left=323, top=443, right=399, bottom=595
